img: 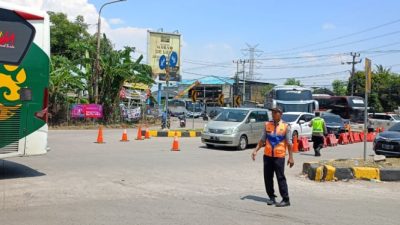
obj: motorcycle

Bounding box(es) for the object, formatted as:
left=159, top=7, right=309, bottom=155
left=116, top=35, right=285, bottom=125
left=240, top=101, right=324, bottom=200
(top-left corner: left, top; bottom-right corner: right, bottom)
left=179, top=115, right=186, bottom=128
left=161, top=112, right=171, bottom=129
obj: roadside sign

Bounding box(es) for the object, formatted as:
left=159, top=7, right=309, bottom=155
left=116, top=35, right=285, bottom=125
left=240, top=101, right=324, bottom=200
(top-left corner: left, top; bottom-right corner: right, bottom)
left=169, top=51, right=178, bottom=68
left=159, top=55, right=167, bottom=70
left=365, top=58, right=372, bottom=93
left=234, top=95, right=241, bottom=107
left=191, top=90, right=197, bottom=102
left=218, top=94, right=224, bottom=106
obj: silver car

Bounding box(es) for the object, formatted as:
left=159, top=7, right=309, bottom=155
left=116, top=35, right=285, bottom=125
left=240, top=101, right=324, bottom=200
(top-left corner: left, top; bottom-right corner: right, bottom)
left=201, top=108, right=271, bottom=150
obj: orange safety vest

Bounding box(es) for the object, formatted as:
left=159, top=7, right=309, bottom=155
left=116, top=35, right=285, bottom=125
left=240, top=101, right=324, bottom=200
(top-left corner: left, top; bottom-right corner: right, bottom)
left=264, top=121, right=288, bottom=158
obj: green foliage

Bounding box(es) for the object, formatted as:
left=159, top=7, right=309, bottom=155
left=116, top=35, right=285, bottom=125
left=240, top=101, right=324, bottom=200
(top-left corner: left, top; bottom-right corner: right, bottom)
left=284, top=78, right=302, bottom=86
left=350, top=64, right=400, bottom=112
left=260, top=84, right=275, bottom=97
left=48, top=12, right=154, bottom=124
left=332, top=80, right=348, bottom=96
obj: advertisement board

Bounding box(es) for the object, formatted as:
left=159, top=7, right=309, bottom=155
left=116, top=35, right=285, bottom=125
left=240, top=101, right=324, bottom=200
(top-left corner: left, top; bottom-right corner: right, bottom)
left=70, top=104, right=103, bottom=119
left=147, top=31, right=181, bottom=82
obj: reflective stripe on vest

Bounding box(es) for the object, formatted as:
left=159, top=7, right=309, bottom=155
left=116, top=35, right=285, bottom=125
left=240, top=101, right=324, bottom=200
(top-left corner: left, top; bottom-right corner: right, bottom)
left=312, top=118, right=324, bottom=133
left=264, top=121, right=288, bottom=158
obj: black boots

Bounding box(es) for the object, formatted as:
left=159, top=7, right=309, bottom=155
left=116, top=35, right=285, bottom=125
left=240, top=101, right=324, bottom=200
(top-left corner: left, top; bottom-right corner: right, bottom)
left=266, top=198, right=276, bottom=205
left=276, top=199, right=291, bottom=207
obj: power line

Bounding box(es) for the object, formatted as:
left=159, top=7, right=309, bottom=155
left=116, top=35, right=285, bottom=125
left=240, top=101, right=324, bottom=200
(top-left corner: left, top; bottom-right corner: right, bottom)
left=264, top=18, right=400, bottom=55
left=271, top=30, right=400, bottom=56
left=257, top=70, right=349, bottom=81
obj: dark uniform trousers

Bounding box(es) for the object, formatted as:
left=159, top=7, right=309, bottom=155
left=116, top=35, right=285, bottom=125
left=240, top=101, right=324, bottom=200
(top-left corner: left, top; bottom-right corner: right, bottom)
left=263, top=155, right=289, bottom=201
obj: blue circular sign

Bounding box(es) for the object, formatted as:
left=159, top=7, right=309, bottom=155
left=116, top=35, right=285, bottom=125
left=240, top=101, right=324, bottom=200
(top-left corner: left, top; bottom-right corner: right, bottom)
left=159, top=55, right=167, bottom=70
left=169, top=51, right=178, bottom=68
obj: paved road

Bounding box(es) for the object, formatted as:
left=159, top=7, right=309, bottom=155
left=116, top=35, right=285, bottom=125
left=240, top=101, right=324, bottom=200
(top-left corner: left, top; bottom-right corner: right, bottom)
left=1, top=129, right=399, bottom=225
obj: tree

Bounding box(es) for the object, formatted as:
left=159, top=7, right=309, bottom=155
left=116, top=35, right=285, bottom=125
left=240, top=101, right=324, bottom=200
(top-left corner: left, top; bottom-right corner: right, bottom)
left=99, top=45, right=154, bottom=122
left=350, top=65, right=400, bottom=112
left=284, top=78, right=302, bottom=86
left=49, top=55, right=85, bottom=124
left=332, top=80, right=348, bottom=96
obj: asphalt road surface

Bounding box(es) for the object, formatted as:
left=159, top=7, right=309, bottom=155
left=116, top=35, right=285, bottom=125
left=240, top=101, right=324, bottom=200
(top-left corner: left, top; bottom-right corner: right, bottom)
left=1, top=129, right=399, bottom=225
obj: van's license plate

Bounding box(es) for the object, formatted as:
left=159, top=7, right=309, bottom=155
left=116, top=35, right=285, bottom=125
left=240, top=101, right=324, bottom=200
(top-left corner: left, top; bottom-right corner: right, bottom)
left=382, top=144, right=394, bottom=150
left=210, top=136, right=219, bottom=141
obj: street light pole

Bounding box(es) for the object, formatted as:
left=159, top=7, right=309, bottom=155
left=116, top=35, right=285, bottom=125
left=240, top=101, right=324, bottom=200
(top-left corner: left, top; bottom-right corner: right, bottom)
left=94, top=0, right=127, bottom=104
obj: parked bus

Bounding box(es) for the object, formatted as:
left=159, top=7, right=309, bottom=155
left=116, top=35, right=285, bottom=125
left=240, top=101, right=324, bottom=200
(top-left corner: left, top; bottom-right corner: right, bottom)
left=264, top=85, right=318, bottom=113
left=313, top=95, right=366, bottom=122
left=0, top=4, right=50, bottom=159
left=312, top=94, right=332, bottom=111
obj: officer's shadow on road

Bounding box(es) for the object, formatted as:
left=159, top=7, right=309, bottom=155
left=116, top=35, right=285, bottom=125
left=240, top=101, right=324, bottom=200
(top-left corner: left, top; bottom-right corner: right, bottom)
left=240, top=195, right=269, bottom=203
left=0, top=160, right=45, bottom=180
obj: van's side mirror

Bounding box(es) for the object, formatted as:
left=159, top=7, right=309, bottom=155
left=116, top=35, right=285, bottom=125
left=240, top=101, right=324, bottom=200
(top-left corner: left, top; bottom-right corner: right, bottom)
left=249, top=118, right=256, bottom=123
left=299, top=120, right=305, bottom=124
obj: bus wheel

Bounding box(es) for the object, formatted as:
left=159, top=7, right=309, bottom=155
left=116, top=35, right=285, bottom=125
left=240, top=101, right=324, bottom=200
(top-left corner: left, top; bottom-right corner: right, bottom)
left=237, top=135, right=248, bottom=150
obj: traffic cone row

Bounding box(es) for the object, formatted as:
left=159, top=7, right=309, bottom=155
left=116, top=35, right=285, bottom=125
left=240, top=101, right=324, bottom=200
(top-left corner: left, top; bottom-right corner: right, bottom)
left=94, top=126, right=181, bottom=152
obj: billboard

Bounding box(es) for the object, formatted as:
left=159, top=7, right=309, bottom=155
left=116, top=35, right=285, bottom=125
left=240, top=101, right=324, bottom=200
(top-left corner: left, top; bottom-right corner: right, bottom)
left=70, top=104, right=103, bottom=119
left=147, top=31, right=181, bottom=82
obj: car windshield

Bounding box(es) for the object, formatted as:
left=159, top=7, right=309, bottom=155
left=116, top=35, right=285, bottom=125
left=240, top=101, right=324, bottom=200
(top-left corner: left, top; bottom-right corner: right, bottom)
left=282, top=114, right=299, bottom=123
left=389, top=123, right=400, bottom=132
left=276, top=89, right=312, bottom=101
left=322, top=116, right=343, bottom=124
left=186, top=103, right=202, bottom=112
left=392, top=115, right=400, bottom=121
left=214, top=109, right=249, bottom=122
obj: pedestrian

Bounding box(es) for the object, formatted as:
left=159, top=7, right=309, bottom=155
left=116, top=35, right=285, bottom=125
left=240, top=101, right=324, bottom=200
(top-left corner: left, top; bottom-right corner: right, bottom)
left=309, top=111, right=327, bottom=157
left=251, top=107, right=294, bottom=207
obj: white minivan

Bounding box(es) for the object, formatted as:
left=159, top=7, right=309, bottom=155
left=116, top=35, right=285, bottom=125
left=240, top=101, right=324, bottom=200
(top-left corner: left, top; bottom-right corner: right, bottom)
left=202, top=108, right=271, bottom=150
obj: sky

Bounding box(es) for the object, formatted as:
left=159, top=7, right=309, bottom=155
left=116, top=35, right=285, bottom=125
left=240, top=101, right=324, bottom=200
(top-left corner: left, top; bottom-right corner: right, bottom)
left=7, top=0, right=400, bottom=86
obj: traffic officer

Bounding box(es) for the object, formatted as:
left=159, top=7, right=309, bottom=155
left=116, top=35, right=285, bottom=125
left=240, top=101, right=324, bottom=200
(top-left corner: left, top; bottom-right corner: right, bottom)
left=309, top=111, right=327, bottom=157
left=251, top=107, right=294, bottom=207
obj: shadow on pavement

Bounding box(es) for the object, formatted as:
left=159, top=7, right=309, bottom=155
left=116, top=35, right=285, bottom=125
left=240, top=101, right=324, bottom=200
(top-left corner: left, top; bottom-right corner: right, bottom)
left=0, top=160, right=45, bottom=180
left=299, top=153, right=317, bottom=157
left=240, top=195, right=268, bottom=203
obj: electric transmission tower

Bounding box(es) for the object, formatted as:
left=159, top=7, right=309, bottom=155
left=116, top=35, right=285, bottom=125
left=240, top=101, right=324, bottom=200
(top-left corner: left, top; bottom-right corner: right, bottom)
left=241, top=43, right=263, bottom=80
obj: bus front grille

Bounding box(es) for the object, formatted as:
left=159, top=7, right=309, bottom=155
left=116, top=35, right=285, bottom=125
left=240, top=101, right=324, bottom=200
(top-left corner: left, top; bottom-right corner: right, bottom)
left=0, top=106, right=21, bottom=154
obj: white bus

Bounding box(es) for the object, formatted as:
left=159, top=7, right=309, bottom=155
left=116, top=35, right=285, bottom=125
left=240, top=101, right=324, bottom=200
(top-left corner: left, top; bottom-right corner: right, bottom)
left=0, top=3, right=50, bottom=159
left=265, top=85, right=318, bottom=113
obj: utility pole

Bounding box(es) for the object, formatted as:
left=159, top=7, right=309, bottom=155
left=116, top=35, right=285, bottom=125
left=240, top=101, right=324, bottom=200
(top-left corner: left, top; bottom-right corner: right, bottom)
left=342, top=52, right=362, bottom=96
left=233, top=60, right=240, bottom=107
left=240, top=59, right=249, bottom=102
left=94, top=0, right=126, bottom=104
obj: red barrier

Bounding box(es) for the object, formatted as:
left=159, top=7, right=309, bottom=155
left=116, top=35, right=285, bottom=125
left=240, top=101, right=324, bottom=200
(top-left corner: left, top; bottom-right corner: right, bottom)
left=327, top=134, right=338, bottom=146
left=367, top=132, right=377, bottom=142
left=323, top=136, right=328, bottom=148
left=353, top=132, right=361, bottom=143
left=292, top=135, right=299, bottom=153
left=347, top=132, right=354, bottom=143
left=339, top=133, right=349, bottom=145
left=299, top=136, right=310, bottom=152
left=359, top=132, right=365, bottom=141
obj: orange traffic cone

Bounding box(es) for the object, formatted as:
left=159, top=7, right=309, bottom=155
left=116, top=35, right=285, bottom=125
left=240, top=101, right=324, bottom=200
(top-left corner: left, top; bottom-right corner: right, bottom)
left=95, top=126, right=105, bottom=144
left=120, top=129, right=129, bottom=142
left=292, top=135, right=299, bottom=153
left=171, top=132, right=180, bottom=151
left=145, top=127, right=151, bottom=139
left=136, top=125, right=143, bottom=140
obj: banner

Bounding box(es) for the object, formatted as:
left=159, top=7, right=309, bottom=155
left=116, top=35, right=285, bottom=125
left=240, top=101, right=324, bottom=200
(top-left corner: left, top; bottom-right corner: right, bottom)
left=70, top=104, right=103, bottom=119
left=147, top=31, right=181, bottom=82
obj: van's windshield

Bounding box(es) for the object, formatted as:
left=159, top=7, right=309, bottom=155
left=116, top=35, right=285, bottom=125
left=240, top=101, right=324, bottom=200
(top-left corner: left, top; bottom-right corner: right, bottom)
left=214, top=109, right=249, bottom=122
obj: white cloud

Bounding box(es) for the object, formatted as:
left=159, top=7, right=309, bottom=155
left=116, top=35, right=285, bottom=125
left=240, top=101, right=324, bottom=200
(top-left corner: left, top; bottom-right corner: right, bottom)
left=322, top=22, right=336, bottom=30
left=8, top=0, right=148, bottom=52
left=109, top=18, right=124, bottom=25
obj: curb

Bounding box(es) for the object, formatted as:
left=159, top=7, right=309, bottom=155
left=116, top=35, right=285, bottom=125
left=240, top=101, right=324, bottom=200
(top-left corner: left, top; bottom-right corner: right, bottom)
left=141, top=130, right=202, bottom=138
left=303, top=163, right=400, bottom=182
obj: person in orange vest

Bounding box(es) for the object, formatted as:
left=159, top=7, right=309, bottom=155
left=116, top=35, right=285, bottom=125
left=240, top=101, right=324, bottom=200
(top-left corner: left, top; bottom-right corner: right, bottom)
left=251, top=107, right=294, bottom=207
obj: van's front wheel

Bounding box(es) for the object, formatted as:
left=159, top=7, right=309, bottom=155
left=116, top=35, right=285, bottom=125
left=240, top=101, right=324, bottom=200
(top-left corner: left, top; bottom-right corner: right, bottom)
left=237, top=135, right=248, bottom=150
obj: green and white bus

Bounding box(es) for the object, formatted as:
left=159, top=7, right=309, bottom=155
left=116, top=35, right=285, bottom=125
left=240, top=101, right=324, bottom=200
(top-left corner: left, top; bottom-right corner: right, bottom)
left=0, top=3, right=50, bottom=159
